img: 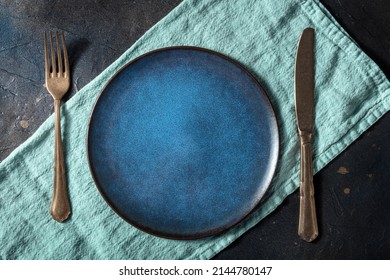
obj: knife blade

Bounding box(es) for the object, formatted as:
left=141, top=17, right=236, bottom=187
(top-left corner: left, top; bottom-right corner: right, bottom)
left=294, top=28, right=318, bottom=242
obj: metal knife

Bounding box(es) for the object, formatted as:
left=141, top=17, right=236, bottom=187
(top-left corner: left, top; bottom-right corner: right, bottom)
left=295, top=28, right=318, bottom=242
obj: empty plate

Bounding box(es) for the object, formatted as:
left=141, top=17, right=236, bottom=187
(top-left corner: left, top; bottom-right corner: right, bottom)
left=87, top=47, right=279, bottom=239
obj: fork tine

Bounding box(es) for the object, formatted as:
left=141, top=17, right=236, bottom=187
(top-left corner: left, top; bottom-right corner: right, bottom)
left=55, top=32, right=63, bottom=76
left=49, top=31, right=57, bottom=75
left=44, top=32, right=50, bottom=79
left=61, top=32, right=69, bottom=78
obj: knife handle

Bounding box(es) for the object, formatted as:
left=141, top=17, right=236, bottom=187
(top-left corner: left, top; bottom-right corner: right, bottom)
left=298, top=131, right=318, bottom=242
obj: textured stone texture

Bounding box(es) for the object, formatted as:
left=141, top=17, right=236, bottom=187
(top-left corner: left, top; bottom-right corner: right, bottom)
left=0, top=0, right=182, bottom=160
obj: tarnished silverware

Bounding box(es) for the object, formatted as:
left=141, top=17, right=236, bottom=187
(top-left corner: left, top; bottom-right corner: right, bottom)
left=294, top=28, right=318, bottom=242
left=44, top=31, right=71, bottom=222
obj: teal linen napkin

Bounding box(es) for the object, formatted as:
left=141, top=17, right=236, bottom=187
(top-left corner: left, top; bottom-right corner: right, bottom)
left=0, top=0, right=389, bottom=259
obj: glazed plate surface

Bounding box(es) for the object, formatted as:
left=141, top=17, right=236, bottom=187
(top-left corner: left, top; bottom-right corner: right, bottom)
left=88, top=47, right=279, bottom=239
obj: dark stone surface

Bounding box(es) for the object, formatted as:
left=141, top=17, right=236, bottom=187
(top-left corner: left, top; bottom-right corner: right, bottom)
left=0, top=0, right=389, bottom=259
left=0, top=0, right=182, bottom=159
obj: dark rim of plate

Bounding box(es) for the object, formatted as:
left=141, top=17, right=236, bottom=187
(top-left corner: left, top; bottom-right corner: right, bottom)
left=86, top=46, right=280, bottom=240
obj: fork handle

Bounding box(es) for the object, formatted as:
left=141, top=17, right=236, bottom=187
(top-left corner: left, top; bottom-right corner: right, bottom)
left=50, top=99, right=71, bottom=222
left=298, top=131, right=318, bottom=242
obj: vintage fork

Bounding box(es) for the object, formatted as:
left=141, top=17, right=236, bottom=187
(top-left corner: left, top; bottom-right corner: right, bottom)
left=44, top=31, right=71, bottom=222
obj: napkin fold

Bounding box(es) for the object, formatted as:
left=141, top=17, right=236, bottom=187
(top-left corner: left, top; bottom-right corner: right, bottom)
left=0, top=0, right=389, bottom=259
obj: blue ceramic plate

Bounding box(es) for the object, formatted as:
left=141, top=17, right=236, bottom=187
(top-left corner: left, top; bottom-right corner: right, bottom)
left=88, top=47, right=279, bottom=239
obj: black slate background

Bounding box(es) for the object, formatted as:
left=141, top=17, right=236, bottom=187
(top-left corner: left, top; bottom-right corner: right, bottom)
left=0, top=0, right=389, bottom=259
